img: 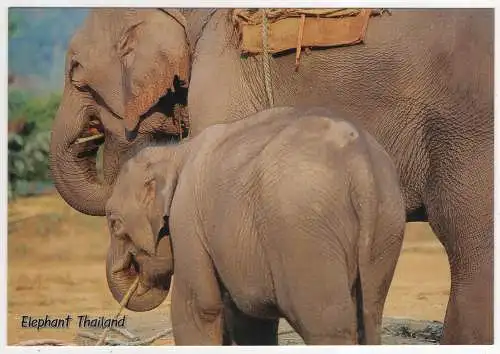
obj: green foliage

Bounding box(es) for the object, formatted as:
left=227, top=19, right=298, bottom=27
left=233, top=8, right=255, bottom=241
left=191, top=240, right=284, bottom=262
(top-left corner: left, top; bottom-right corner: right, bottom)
left=9, top=90, right=61, bottom=130
left=8, top=8, right=84, bottom=197
left=8, top=91, right=61, bottom=199
left=8, top=130, right=51, bottom=200
left=7, top=90, right=30, bottom=119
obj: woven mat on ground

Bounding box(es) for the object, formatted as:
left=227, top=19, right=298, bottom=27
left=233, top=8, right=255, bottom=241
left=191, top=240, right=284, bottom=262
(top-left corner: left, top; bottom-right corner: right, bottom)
left=231, top=8, right=386, bottom=55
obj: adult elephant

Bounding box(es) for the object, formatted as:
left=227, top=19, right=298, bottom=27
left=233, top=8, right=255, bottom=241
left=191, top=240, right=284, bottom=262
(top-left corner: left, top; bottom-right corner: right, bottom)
left=49, top=9, right=190, bottom=216
left=49, top=8, right=493, bottom=344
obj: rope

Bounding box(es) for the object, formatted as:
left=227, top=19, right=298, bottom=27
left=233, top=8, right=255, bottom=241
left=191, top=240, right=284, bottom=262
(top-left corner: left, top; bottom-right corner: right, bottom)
left=96, top=277, right=140, bottom=345
left=295, top=14, right=306, bottom=71
left=261, top=9, right=274, bottom=108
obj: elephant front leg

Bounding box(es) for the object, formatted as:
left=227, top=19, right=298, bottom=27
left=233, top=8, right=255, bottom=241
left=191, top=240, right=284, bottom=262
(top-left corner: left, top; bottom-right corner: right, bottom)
left=424, top=150, right=493, bottom=344
left=171, top=277, right=225, bottom=345
left=169, top=232, right=226, bottom=345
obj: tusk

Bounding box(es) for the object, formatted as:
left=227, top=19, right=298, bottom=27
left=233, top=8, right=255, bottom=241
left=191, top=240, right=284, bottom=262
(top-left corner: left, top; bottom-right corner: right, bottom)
left=75, top=133, right=105, bottom=144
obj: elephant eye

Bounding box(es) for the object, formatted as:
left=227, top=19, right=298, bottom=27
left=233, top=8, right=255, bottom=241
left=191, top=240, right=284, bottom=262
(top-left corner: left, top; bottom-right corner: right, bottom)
left=109, top=218, right=127, bottom=239
left=69, top=59, right=87, bottom=89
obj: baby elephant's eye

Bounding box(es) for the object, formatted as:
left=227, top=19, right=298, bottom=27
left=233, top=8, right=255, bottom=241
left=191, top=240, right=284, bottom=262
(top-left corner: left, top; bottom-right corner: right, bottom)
left=109, top=218, right=126, bottom=239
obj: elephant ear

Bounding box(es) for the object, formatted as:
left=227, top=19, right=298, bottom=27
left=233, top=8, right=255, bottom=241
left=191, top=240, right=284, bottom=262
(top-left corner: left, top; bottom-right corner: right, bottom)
left=121, top=9, right=190, bottom=132
left=157, top=168, right=179, bottom=217
left=140, top=162, right=179, bottom=218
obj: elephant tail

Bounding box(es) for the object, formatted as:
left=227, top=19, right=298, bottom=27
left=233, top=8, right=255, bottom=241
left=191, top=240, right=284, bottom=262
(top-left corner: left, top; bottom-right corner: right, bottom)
left=350, top=154, right=378, bottom=344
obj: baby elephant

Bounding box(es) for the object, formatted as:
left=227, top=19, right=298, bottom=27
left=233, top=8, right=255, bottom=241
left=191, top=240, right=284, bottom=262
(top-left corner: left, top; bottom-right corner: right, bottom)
left=105, top=106, right=405, bottom=345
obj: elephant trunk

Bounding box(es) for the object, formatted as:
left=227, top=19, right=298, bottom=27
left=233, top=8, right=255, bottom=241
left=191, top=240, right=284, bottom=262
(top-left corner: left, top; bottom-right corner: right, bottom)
left=106, top=236, right=173, bottom=312
left=49, top=90, right=119, bottom=216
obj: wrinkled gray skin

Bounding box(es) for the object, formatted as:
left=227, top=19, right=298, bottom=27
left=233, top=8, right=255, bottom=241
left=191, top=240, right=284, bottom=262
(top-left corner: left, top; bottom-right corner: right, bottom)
left=105, top=106, right=406, bottom=345
left=51, top=9, right=493, bottom=344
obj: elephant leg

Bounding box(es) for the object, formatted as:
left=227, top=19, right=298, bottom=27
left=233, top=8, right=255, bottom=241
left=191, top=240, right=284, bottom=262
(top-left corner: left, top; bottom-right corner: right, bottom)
left=280, top=269, right=357, bottom=344
left=424, top=148, right=493, bottom=344
left=170, top=275, right=225, bottom=345
left=222, top=291, right=279, bottom=345
left=359, top=203, right=406, bottom=344
left=356, top=257, right=399, bottom=345
left=170, top=231, right=226, bottom=345
left=293, top=288, right=356, bottom=346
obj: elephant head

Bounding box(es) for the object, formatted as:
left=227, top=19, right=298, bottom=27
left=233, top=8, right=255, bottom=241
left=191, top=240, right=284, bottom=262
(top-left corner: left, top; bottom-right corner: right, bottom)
left=105, top=145, right=181, bottom=311
left=49, top=8, right=190, bottom=216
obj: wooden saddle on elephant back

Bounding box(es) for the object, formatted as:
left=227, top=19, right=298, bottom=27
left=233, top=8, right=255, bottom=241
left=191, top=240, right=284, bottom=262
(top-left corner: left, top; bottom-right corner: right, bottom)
left=231, top=8, right=387, bottom=68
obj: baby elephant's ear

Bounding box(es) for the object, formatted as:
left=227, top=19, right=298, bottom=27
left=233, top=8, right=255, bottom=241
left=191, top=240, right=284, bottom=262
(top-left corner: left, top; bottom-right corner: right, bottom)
left=154, top=168, right=179, bottom=217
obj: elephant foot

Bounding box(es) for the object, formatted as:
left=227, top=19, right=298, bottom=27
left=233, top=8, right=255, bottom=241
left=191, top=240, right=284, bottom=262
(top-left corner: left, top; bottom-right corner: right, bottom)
left=440, top=261, right=493, bottom=345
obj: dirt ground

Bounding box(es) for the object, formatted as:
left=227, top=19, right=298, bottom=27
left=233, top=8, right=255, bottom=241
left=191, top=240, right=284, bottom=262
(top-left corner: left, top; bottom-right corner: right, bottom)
left=7, top=193, right=450, bottom=345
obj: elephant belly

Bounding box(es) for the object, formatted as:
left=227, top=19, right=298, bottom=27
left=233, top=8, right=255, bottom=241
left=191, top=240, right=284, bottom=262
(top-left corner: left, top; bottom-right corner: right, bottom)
left=224, top=285, right=280, bottom=319
left=210, top=242, right=279, bottom=319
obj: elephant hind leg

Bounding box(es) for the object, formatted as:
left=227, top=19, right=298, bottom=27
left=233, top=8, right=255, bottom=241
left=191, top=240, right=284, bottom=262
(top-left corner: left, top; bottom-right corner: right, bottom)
left=297, top=298, right=357, bottom=345
left=280, top=274, right=358, bottom=345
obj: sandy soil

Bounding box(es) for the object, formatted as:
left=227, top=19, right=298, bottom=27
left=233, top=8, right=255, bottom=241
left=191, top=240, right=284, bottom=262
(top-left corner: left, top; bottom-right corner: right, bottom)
left=7, top=194, right=450, bottom=345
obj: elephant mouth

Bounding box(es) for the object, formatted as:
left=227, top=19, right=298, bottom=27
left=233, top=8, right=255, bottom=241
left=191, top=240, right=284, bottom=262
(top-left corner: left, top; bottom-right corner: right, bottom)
left=112, top=252, right=150, bottom=297
left=72, top=115, right=105, bottom=151
left=123, top=253, right=140, bottom=278
left=113, top=250, right=172, bottom=296
left=114, top=251, right=141, bottom=279
left=105, top=232, right=172, bottom=311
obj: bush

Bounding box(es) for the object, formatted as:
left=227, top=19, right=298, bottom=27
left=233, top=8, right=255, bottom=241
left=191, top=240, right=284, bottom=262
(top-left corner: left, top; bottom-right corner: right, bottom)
left=8, top=90, right=60, bottom=199
left=9, top=90, right=61, bottom=132
left=8, top=128, right=51, bottom=200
